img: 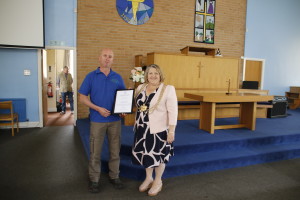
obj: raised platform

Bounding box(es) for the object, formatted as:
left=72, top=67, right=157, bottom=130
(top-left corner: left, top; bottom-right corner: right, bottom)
left=76, top=109, right=300, bottom=180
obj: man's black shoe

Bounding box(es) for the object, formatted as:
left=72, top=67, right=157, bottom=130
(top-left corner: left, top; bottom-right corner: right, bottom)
left=88, top=181, right=100, bottom=193
left=110, top=178, right=124, bottom=190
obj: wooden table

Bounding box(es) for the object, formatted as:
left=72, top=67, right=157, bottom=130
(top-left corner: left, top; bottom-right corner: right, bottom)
left=184, top=93, right=274, bottom=134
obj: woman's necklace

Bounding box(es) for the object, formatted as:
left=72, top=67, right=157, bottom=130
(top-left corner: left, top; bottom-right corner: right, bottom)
left=139, top=93, right=150, bottom=112
left=146, top=84, right=159, bottom=96
left=138, top=83, right=166, bottom=114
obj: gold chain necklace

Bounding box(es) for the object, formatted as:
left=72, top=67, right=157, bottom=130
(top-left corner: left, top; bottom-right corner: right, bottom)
left=135, top=84, right=167, bottom=114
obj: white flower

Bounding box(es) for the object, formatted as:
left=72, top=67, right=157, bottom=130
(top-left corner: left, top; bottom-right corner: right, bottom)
left=135, top=67, right=142, bottom=71
left=131, top=69, right=136, bottom=75
left=130, top=67, right=145, bottom=83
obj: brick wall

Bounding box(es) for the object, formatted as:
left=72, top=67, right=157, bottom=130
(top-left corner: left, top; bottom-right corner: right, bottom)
left=77, top=0, right=247, bottom=118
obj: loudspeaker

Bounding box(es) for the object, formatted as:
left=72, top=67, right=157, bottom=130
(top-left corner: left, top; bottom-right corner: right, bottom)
left=242, top=81, right=259, bottom=89
left=267, top=96, right=288, bottom=118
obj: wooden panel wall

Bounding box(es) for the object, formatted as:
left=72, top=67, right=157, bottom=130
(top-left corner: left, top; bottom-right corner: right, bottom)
left=147, top=53, right=241, bottom=98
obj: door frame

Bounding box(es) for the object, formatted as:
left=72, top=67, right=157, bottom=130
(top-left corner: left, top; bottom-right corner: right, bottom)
left=38, top=47, right=77, bottom=126
left=241, top=57, right=265, bottom=89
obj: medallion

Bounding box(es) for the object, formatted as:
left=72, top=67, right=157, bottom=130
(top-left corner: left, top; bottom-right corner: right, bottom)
left=139, top=104, right=148, bottom=112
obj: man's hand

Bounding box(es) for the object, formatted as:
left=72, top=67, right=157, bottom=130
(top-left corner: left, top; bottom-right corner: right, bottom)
left=119, top=113, right=127, bottom=118
left=97, top=107, right=111, bottom=117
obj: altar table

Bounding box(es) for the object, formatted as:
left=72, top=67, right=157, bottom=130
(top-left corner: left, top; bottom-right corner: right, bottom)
left=184, top=93, right=274, bottom=134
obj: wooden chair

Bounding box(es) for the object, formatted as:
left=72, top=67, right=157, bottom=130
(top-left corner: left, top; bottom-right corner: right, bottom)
left=0, top=101, right=19, bottom=136
left=242, top=81, right=259, bottom=89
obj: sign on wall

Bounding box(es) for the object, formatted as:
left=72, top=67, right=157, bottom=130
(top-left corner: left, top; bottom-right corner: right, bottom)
left=194, top=0, right=215, bottom=44
left=116, top=0, right=154, bottom=25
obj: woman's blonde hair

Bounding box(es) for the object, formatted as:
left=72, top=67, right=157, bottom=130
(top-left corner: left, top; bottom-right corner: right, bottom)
left=144, top=64, right=165, bottom=83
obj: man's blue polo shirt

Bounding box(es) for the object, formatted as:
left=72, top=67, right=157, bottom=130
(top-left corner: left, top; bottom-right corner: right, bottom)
left=79, top=67, right=126, bottom=123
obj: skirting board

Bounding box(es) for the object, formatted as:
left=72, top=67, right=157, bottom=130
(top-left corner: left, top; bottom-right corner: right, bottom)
left=0, top=121, right=43, bottom=128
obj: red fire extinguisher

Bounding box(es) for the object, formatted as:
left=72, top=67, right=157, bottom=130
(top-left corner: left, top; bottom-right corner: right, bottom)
left=47, top=82, right=53, bottom=97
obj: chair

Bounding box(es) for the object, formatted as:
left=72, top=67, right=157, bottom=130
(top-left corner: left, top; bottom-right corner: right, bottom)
left=242, top=81, right=259, bottom=89
left=0, top=101, right=19, bottom=136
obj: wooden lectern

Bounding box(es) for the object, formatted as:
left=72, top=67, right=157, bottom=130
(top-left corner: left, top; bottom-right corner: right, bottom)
left=180, top=46, right=216, bottom=56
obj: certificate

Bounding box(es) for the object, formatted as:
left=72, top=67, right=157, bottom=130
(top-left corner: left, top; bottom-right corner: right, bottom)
left=112, top=89, right=134, bottom=114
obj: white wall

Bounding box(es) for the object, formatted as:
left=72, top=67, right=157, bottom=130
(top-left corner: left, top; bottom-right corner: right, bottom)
left=245, top=0, right=300, bottom=95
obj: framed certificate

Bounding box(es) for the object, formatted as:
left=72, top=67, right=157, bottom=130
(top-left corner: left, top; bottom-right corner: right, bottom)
left=112, top=89, right=135, bottom=114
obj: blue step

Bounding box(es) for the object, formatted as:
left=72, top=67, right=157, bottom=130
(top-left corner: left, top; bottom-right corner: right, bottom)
left=76, top=109, right=300, bottom=181
left=115, top=140, right=300, bottom=180
left=119, top=133, right=300, bottom=156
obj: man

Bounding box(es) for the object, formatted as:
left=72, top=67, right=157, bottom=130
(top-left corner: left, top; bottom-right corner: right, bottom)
left=79, top=49, right=126, bottom=193
left=57, top=66, right=74, bottom=114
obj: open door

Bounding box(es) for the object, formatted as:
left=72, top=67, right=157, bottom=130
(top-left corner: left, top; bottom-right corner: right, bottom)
left=242, top=58, right=265, bottom=89
left=41, top=49, right=48, bottom=126
left=41, top=49, right=77, bottom=126
left=39, top=48, right=77, bottom=127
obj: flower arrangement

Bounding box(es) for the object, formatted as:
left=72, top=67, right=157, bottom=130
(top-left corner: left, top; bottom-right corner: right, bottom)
left=130, top=67, right=145, bottom=83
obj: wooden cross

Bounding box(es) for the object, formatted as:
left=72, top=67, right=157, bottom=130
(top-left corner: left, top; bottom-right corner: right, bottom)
left=196, top=61, right=204, bottom=78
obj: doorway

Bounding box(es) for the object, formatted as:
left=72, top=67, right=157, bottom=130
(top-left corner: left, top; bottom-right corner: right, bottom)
left=42, top=49, right=77, bottom=126
left=242, top=57, right=265, bottom=89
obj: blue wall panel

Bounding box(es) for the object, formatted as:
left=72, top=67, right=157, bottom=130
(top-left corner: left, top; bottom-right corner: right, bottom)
left=0, top=98, right=27, bottom=122
left=0, top=49, right=39, bottom=122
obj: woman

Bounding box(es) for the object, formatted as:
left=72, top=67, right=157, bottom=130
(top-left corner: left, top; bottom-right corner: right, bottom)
left=132, top=64, right=178, bottom=196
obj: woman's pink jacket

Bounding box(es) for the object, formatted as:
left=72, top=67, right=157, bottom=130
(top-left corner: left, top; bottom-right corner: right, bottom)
left=135, top=83, right=178, bottom=134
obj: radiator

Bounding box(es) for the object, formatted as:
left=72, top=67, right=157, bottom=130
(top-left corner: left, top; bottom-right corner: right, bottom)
left=0, top=98, right=27, bottom=122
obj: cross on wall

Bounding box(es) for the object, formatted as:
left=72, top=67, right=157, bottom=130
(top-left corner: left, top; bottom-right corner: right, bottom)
left=196, top=61, right=205, bottom=78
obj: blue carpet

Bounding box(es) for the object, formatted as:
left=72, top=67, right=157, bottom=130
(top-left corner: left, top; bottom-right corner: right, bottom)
left=76, top=109, right=300, bottom=180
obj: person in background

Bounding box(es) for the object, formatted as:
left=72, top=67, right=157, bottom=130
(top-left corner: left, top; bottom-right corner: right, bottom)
left=57, top=66, right=74, bottom=114
left=79, top=48, right=126, bottom=193
left=132, top=64, right=178, bottom=196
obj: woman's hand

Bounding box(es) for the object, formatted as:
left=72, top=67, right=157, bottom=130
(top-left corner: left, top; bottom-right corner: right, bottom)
left=167, top=132, right=175, bottom=143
